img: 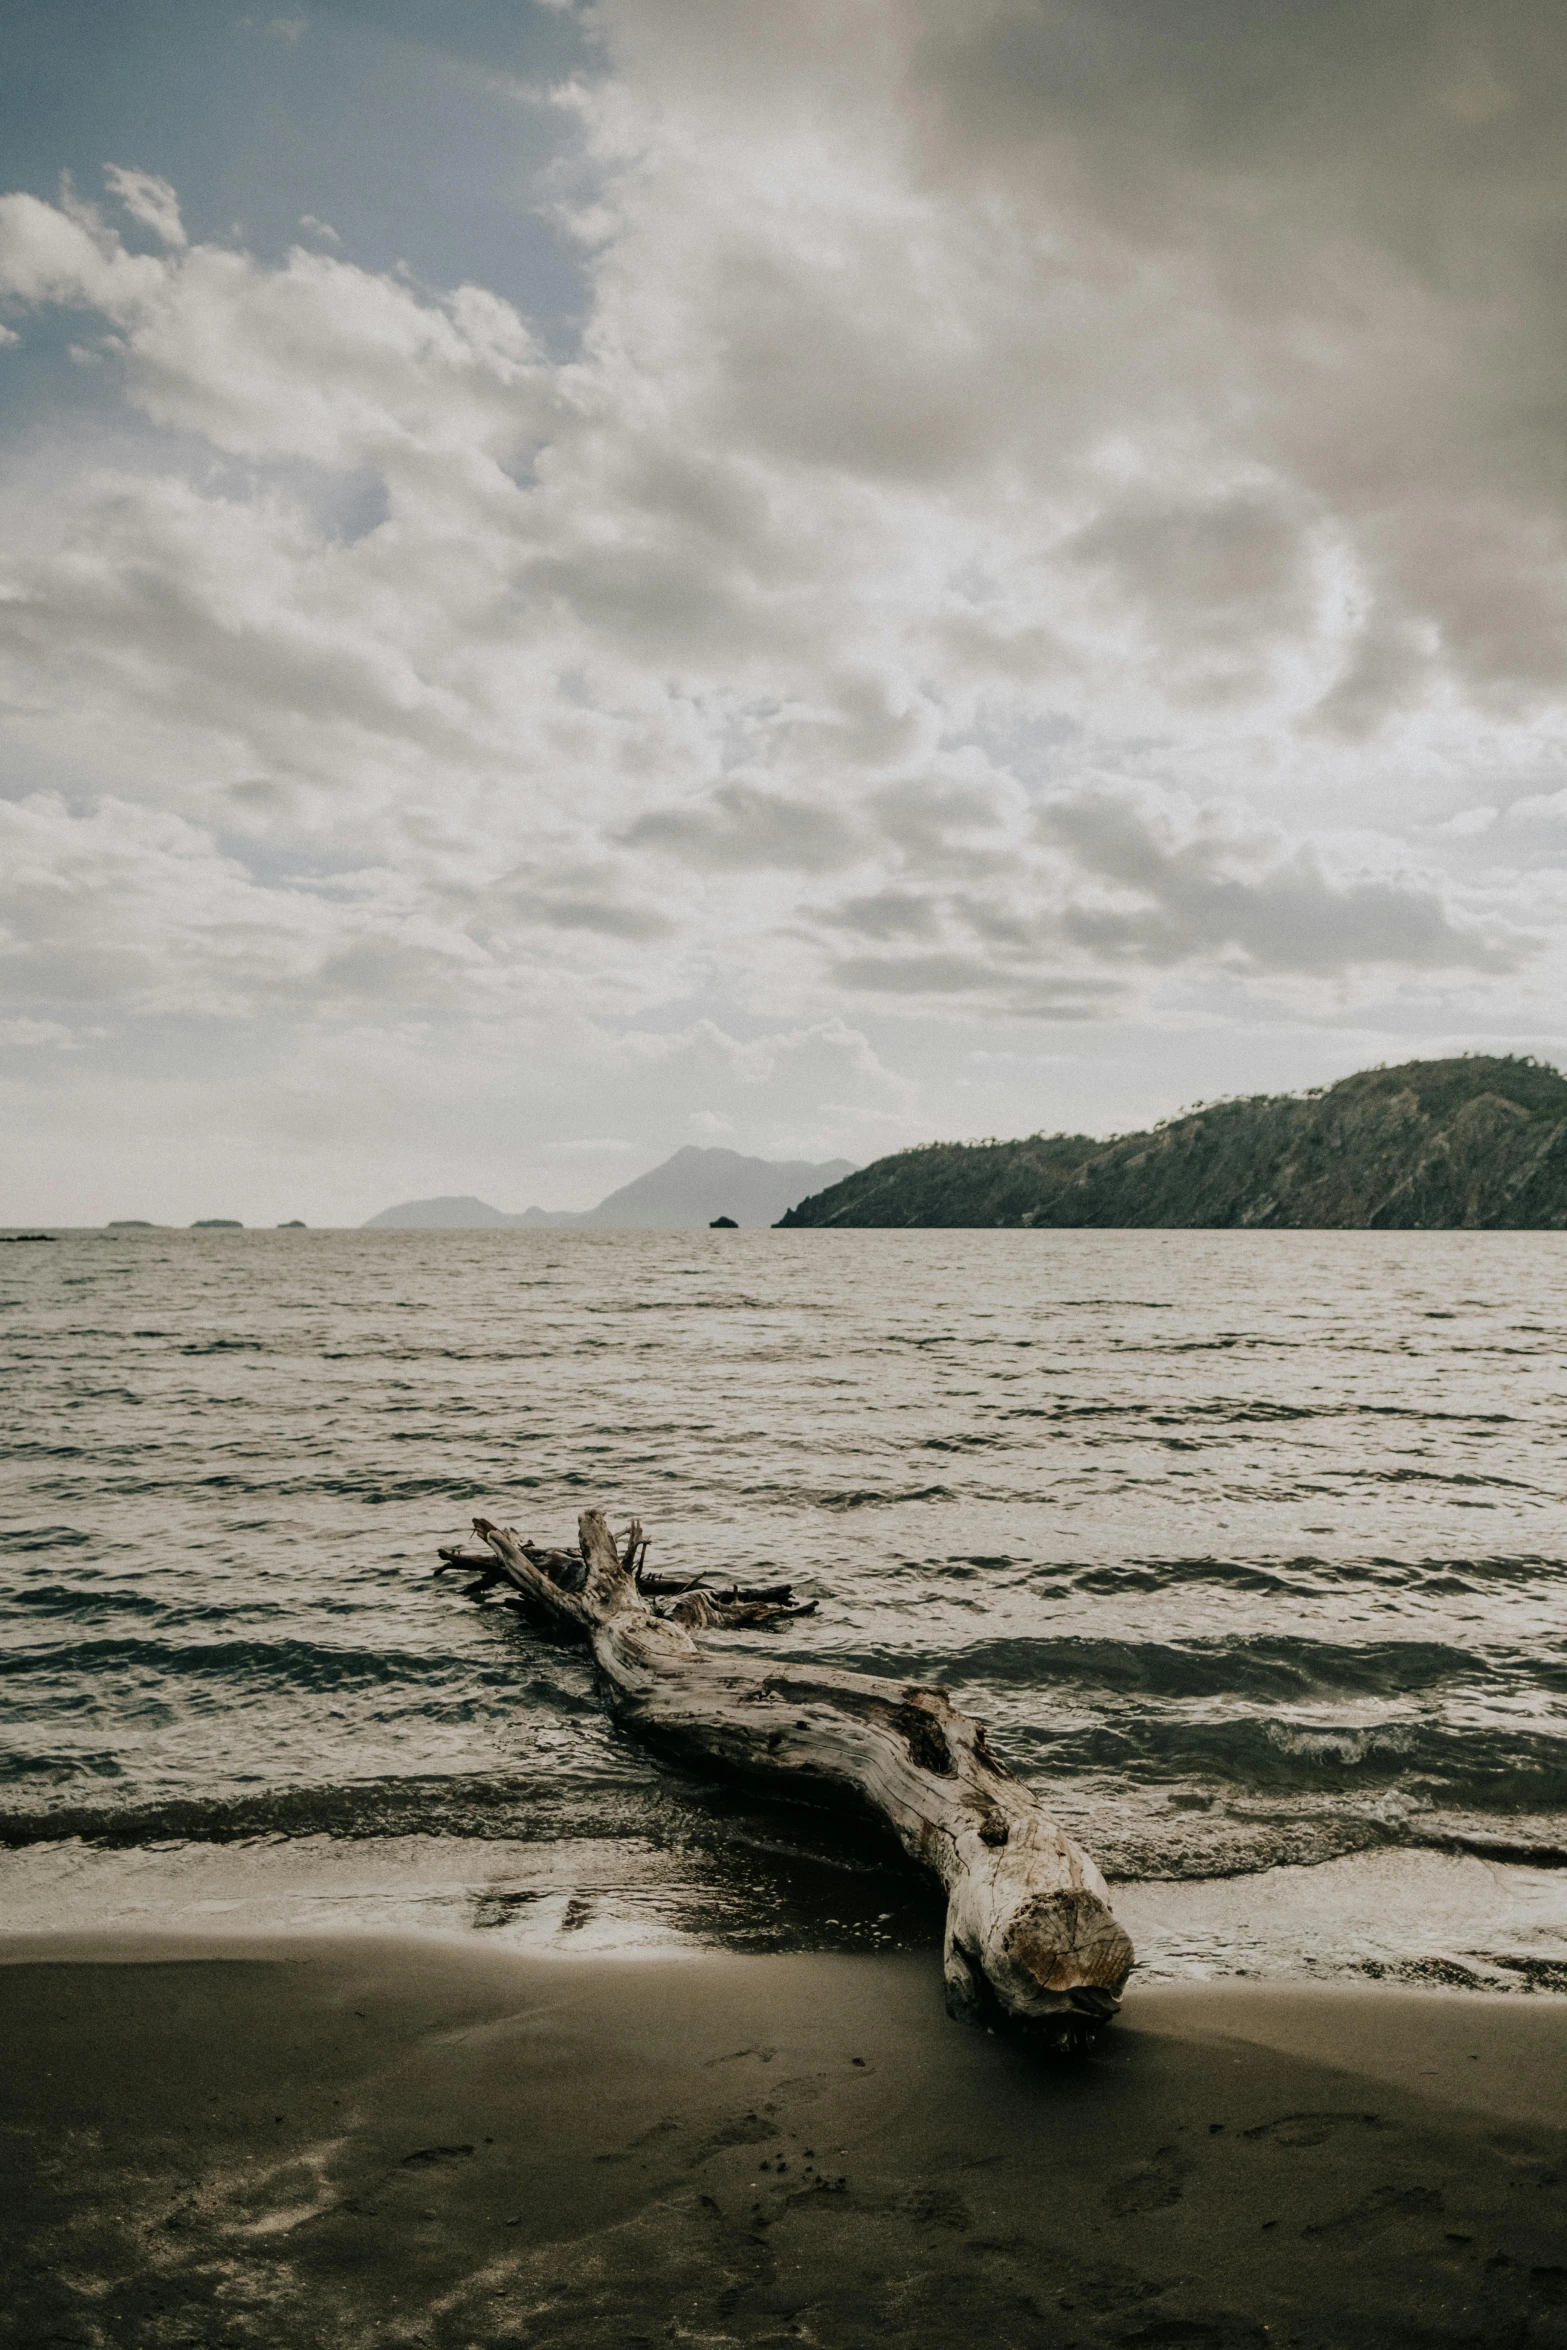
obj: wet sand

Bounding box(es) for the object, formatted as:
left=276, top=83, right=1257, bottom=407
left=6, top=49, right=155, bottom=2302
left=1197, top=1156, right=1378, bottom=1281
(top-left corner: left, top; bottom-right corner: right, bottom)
left=3, top=1933, right=1565, bottom=2348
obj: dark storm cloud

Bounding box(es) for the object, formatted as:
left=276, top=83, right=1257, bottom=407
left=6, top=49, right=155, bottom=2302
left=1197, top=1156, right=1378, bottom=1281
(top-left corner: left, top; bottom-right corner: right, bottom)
left=910, top=0, right=1567, bottom=260
left=904, top=0, right=1567, bottom=721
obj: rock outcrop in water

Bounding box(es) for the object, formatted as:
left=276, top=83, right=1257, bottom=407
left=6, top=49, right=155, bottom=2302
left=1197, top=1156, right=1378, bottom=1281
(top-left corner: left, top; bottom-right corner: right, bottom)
left=778, top=1056, right=1567, bottom=1229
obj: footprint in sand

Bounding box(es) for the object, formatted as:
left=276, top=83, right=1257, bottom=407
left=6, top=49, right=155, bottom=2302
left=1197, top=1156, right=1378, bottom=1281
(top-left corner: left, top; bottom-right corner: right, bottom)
left=897, top=2185, right=973, bottom=2231
left=1242, top=2111, right=1384, bottom=2149
left=1302, top=2184, right=1444, bottom=2244
left=695, top=2112, right=780, bottom=2160
left=1104, top=2143, right=1192, bottom=2216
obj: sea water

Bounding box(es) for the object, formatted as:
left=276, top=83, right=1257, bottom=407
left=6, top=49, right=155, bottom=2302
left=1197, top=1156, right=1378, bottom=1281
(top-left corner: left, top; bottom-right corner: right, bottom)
left=3, top=1226, right=1565, bottom=1987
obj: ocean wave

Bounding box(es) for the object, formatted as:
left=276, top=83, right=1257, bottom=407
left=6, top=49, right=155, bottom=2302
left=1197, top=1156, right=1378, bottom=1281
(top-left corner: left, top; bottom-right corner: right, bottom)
left=810, top=1485, right=957, bottom=1509
left=995, top=1711, right=1567, bottom=1811
left=932, top=1632, right=1527, bottom=1704
left=1039, top=1552, right=1567, bottom=1597
left=1354, top=1465, right=1539, bottom=1490
left=8, top=1581, right=168, bottom=1619
left=0, top=1634, right=521, bottom=1695
left=1001, top=1397, right=1517, bottom=1428
left=0, top=1773, right=651, bottom=1848
left=5, top=1774, right=1563, bottom=1899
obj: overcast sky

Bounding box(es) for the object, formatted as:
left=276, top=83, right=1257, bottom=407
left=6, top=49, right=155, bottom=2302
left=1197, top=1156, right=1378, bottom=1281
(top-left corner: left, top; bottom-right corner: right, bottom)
left=4, top=0, right=1566, bottom=1224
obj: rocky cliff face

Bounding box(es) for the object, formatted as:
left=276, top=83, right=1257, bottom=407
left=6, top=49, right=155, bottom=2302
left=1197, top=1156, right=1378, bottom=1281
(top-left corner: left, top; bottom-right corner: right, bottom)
left=778, top=1057, right=1567, bottom=1229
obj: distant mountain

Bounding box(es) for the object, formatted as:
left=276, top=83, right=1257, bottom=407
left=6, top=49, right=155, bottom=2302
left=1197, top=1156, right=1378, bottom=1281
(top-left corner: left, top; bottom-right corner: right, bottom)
left=778, top=1057, right=1567, bottom=1230
left=364, top=1147, right=858, bottom=1231
left=569, top=1146, right=858, bottom=1228
left=363, top=1195, right=518, bottom=1229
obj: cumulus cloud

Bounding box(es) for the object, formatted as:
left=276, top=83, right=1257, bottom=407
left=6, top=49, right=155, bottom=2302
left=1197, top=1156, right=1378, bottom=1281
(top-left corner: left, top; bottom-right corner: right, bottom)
left=1039, top=787, right=1521, bottom=978
left=0, top=793, right=492, bottom=1019
left=804, top=776, right=1520, bottom=1015
left=0, top=194, right=539, bottom=473
left=102, top=166, right=187, bottom=249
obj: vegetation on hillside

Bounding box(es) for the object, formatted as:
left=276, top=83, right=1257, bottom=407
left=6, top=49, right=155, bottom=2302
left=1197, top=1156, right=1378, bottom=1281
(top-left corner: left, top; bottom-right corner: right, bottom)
left=777, top=1057, right=1567, bottom=1229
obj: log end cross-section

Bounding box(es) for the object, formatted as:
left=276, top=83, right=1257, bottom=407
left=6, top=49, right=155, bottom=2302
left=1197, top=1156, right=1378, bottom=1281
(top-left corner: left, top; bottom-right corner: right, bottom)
left=446, top=1507, right=1134, bottom=2047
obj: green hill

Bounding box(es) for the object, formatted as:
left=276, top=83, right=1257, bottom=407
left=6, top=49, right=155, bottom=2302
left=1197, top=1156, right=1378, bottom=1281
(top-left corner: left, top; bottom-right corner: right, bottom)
left=777, top=1057, right=1567, bottom=1230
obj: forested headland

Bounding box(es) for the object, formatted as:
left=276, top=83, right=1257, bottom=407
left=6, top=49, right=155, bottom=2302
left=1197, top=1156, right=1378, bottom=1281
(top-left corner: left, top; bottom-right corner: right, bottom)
left=777, top=1057, right=1567, bottom=1229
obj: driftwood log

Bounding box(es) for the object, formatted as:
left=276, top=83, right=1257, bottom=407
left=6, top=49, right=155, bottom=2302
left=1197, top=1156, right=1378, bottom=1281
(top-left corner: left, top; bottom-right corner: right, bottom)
left=435, top=1509, right=1134, bottom=2045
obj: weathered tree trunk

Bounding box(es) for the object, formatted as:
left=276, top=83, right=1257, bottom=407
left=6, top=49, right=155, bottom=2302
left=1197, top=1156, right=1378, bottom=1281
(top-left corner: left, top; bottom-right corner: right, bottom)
left=441, top=1508, right=1134, bottom=2045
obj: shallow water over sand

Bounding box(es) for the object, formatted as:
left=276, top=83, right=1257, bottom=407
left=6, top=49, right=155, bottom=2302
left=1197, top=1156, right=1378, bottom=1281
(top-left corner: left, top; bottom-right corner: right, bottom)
left=3, top=1226, right=1565, bottom=1986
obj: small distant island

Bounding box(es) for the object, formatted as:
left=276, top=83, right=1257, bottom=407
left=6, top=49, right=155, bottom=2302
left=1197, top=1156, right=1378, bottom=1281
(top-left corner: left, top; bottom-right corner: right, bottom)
left=191, top=1219, right=243, bottom=1229
left=778, top=1056, right=1567, bottom=1229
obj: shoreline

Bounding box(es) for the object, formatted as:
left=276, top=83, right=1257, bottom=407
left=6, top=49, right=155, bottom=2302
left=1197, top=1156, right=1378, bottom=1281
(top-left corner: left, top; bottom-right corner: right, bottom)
left=4, top=1831, right=1564, bottom=1996
left=5, top=1931, right=1565, bottom=2348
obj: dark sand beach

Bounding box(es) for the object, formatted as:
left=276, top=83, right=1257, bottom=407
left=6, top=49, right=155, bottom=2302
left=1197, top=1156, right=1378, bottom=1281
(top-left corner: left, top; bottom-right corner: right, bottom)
left=3, top=1935, right=1565, bottom=2349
